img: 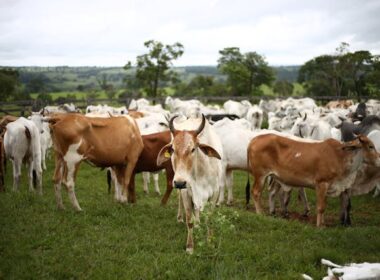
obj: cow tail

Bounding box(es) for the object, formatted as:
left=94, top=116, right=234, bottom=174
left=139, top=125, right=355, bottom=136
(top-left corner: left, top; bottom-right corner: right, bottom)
left=245, top=175, right=250, bottom=207
left=245, top=152, right=251, bottom=207
left=107, top=169, right=112, bottom=194
left=33, top=170, right=37, bottom=189
left=24, top=126, right=31, bottom=142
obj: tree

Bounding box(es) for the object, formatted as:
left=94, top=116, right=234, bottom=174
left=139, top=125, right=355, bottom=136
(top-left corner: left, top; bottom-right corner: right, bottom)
left=298, top=42, right=379, bottom=99
left=217, top=47, right=274, bottom=96
left=97, top=73, right=116, bottom=99
left=273, top=80, right=294, bottom=96
left=0, top=68, right=20, bottom=100
left=174, top=75, right=229, bottom=96
left=125, top=40, right=184, bottom=99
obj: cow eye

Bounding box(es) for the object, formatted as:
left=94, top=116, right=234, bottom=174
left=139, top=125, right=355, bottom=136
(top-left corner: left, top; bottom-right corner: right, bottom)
left=191, top=148, right=195, bottom=153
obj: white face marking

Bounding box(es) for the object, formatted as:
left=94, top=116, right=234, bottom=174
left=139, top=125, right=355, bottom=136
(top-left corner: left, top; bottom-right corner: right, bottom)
left=295, top=152, right=302, bottom=158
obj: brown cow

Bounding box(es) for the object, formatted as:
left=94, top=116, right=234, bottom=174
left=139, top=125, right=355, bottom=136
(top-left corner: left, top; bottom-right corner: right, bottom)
left=108, top=130, right=175, bottom=205
left=247, top=134, right=380, bottom=227
left=47, top=113, right=143, bottom=211
left=325, top=99, right=354, bottom=110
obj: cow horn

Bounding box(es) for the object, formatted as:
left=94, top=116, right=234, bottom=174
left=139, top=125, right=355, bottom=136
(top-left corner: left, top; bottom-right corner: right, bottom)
left=299, top=126, right=304, bottom=138
left=169, top=116, right=178, bottom=134
left=195, top=114, right=206, bottom=136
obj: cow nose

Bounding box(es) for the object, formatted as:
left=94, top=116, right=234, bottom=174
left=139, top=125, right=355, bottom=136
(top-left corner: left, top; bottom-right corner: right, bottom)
left=174, top=180, right=187, bottom=189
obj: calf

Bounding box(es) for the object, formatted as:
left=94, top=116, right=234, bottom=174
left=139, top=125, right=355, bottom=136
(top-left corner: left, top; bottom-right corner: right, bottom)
left=247, top=134, right=380, bottom=227
left=47, top=114, right=143, bottom=210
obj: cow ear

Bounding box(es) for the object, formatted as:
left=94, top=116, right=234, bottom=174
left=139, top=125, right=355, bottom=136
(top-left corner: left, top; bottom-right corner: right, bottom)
left=157, top=143, right=173, bottom=166
left=198, top=143, right=221, bottom=160
left=342, top=144, right=361, bottom=151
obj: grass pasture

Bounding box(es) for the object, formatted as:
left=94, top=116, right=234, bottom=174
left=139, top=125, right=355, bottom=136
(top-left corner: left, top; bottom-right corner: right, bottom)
left=1, top=156, right=380, bottom=279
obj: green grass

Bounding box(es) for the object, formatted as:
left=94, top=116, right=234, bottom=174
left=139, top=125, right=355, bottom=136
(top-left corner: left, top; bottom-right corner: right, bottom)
left=1, top=156, right=380, bottom=279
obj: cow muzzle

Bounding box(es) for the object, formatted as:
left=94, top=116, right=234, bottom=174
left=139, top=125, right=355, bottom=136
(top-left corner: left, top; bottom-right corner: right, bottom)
left=174, top=180, right=187, bottom=189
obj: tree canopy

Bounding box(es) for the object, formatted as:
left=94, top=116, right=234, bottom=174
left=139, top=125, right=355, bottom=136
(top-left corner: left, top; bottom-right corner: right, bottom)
left=298, top=42, right=380, bottom=99
left=125, top=40, right=184, bottom=99
left=0, top=68, right=20, bottom=101
left=217, top=47, right=275, bottom=96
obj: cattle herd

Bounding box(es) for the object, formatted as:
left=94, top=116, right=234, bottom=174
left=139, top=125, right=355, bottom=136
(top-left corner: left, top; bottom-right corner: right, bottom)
left=0, top=96, right=380, bottom=256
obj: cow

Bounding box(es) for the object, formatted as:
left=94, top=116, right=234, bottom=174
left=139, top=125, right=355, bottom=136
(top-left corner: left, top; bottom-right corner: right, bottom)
left=4, top=117, right=43, bottom=194
left=46, top=114, right=143, bottom=211
left=0, top=115, right=18, bottom=137
left=157, top=115, right=223, bottom=253
left=122, top=130, right=175, bottom=205
left=302, top=259, right=380, bottom=280
left=340, top=115, right=380, bottom=142
left=247, top=133, right=380, bottom=227
left=29, top=113, right=53, bottom=170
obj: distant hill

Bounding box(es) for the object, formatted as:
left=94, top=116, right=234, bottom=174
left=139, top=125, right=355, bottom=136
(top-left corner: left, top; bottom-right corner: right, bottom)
left=12, top=65, right=300, bottom=93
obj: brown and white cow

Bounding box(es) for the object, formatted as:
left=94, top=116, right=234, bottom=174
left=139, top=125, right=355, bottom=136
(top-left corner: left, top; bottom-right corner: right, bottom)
left=247, top=134, right=380, bottom=227
left=157, top=115, right=223, bottom=254
left=47, top=113, right=143, bottom=211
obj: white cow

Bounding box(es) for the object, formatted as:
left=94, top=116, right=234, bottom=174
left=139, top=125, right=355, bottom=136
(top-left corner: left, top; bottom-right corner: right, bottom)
left=4, top=117, right=43, bottom=194
left=223, top=100, right=251, bottom=118
left=302, top=259, right=380, bottom=280
left=157, top=115, right=223, bottom=254
left=246, top=105, right=263, bottom=130
left=29, top=113, right=53, bottom=170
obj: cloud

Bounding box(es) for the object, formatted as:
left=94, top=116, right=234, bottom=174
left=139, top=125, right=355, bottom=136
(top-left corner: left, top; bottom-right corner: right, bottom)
left=0, top=0, right=379, bottom=66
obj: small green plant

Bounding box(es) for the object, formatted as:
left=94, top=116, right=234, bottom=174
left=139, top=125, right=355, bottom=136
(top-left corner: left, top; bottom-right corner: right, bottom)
left=194, top=205, right=239, bottom=258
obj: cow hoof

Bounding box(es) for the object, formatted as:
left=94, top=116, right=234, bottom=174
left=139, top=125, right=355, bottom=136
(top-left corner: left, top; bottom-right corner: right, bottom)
left=226, top=201, right=233, bottom=206
left=186, top=248, right=194, bottom=255
left=57, top=205, right=65, bottom=211
left=177, top=216, right=184, bottom=223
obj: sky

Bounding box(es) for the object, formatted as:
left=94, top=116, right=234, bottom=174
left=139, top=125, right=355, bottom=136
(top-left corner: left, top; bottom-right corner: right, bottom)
left=1, top=0, right=380, bottom=67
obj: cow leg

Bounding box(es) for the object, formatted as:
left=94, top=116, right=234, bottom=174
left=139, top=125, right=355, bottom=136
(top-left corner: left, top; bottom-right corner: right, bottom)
left=153, top=173, right=160, bottom=195
left=27, top=160, right=34, bottom=192
left=252, top=175, right=265, bottom=214
left=268, top=179, right=279, bottom=216
left=142, top=172, right=149, bottom=194
left=125, top=157, right=139, bottom=203
left=177, top=190, right=184, bottom=222
left=113, top=166, right=127, bottom=203
left=226, top=170, right=234, bottom=205
left=373, top=183, right=380, bottom=197
left=316, top=183, right=329, bottom=227
left=12, top=159, right=21, bottom=192
left=281, top=188, right=291, bottom=218
left=53, top=155, right=65, bottom=210
left=64, top=160, right=82, bottom=211
left=340, top=191, right=351, bottom=226
left=298, top=188, right=310, bottom=217
left=181, top=189, right=194, bottom=254
left=41, top=147, right=47, bottom=171
left=217, top=175, right=226, bottom=206
left=161, top=168, right=174, bottom=205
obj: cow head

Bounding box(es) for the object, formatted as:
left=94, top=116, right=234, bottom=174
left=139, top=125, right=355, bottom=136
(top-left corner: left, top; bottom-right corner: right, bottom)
left=157, top=115, right=221, bottom=189
left=343, top=135, right=380, bottom=167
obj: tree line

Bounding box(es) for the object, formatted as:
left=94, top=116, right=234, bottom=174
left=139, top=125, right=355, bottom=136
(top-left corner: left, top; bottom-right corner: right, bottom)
left=0, top=41, right=379, bottom=102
